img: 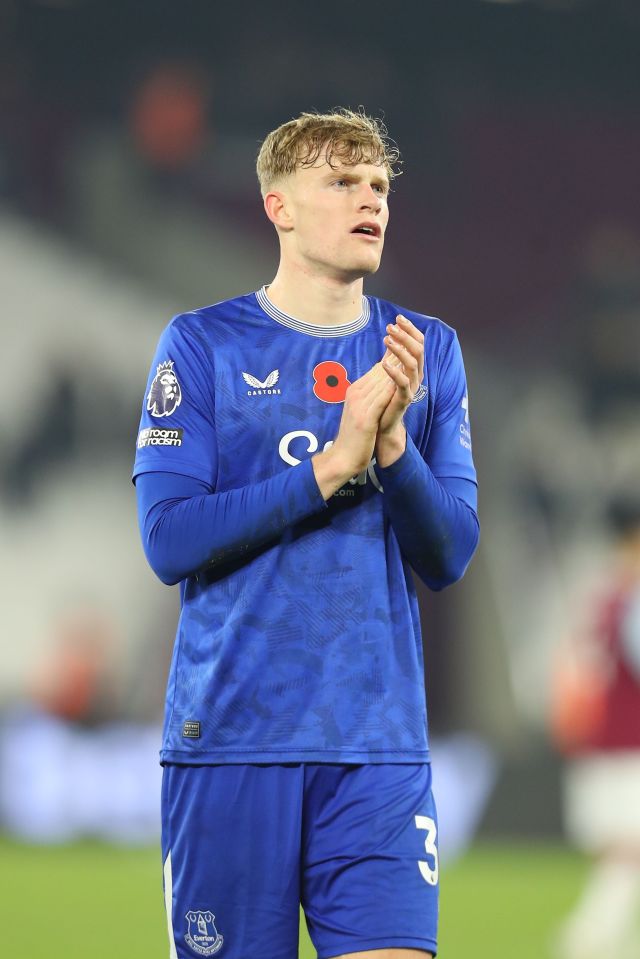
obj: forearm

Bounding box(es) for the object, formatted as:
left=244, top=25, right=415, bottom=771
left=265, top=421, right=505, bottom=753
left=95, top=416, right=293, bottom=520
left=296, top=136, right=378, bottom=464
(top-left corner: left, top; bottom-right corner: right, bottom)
left=375, top=434, right=479, bottom=590
left=311, top=444, right=369, bottom=499
left=375, top=423, right=407, bottom=467
left=136, top=461, right=326, bottom=585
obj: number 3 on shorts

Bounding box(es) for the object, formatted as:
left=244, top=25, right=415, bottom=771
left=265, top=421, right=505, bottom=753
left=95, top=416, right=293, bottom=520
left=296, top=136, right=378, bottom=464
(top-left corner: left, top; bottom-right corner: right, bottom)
left=415, top=814, right=439, bottom=885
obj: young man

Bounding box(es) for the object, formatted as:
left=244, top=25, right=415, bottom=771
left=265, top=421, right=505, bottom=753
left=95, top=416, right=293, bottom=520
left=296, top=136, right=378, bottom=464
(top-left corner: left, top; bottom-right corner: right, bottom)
left=134, top=109, right=479, bottom=959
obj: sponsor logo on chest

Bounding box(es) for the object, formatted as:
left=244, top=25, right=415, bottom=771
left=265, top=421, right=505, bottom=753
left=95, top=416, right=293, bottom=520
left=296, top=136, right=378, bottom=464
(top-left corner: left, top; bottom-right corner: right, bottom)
left=242, top=369, right=281, bottom=396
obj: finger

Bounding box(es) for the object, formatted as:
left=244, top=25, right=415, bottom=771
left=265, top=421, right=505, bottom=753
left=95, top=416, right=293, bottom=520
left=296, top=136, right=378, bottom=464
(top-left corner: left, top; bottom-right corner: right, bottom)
left=386, top=322, right=423, bottom=360
left=368, top=365, right=397, bottom=405
left=351, top=363, right=383, bottom=395
left=396, top=314, right=425, bottom=348
left=361, top=361, right=388, bottom=390
left=384, top=335, right=418, bottom=377
left=382, top=357, right=412, bottom=395
left=352, top=363, right=393, bottom=410
left=370, top=364, right=397, bottom=396
left=353, top=378, right=395, bottom=429
left=371, top=379, right=397, bottom=418
left=365, top=359, right=390, bottom=379
left=385, top=322, right=423, bottom=394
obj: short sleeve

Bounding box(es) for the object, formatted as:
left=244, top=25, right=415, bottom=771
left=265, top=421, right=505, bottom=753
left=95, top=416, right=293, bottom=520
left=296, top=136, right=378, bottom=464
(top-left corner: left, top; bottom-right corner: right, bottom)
left=132, top=316, right=217, bottom=487
left=424, top=332, right=477, bottom=486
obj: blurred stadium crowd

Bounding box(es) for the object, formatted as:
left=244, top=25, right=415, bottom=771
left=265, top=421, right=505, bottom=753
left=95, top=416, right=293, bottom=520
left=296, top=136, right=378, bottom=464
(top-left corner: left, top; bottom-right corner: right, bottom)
left=1, top=0, right=639, bottom=850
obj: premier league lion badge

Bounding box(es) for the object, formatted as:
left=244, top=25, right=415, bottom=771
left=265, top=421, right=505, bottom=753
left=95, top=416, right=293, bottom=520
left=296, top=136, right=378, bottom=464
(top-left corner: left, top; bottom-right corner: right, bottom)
left=185, top=911, right=224, bottom=956
left=147, top=360, right=182, bottom=417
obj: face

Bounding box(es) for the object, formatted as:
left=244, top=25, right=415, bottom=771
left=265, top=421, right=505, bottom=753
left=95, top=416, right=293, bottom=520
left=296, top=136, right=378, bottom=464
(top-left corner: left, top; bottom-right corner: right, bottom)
left=277, top=153, right=390, bottom=282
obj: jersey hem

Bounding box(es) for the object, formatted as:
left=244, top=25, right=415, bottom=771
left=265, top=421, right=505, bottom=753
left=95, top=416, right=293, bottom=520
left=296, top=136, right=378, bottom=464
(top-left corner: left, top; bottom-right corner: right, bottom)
left=316, top=936, right=437, bottom=959
left=160, top=748, right=430, bottom=765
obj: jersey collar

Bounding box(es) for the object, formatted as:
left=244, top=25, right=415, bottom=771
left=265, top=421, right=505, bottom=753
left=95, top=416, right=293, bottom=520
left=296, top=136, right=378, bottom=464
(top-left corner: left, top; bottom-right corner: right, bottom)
left=255, top=286, right=370, bottom=338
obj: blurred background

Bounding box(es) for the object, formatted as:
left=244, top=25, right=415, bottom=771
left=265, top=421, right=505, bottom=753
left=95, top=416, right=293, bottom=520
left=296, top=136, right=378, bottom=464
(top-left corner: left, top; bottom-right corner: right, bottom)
left=2, top=0, right=640, bottom=956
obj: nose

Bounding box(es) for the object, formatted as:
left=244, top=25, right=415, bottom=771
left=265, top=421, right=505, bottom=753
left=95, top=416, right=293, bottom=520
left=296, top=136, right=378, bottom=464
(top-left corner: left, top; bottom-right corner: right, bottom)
left=358, top=184, right=382, bottom=213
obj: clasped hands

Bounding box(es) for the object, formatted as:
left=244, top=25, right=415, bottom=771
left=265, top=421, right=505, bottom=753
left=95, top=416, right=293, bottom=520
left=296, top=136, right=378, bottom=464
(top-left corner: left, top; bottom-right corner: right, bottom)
left=377, top=314, right=425, bottom=463
left=312, top=315, right=425, bottom=499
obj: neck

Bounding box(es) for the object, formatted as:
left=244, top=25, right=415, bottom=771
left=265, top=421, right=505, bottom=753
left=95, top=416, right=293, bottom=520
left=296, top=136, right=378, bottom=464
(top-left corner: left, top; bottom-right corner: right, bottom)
left=266, top=261, right=365, bottom=327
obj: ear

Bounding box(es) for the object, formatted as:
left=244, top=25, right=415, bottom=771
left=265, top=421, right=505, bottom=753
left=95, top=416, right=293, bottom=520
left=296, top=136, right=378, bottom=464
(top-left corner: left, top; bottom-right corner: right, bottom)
left=263, top=190, right=294, bottom=231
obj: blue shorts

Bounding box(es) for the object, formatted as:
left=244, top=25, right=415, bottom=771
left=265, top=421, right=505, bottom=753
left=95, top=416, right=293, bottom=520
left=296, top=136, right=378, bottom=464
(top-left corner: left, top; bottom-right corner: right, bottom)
left=162, top=762, right=438, bottom=959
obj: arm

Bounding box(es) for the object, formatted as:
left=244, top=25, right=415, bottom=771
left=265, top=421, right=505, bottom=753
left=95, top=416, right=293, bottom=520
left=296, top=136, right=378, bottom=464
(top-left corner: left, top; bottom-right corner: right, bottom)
left=135, top=324, right=395, bottom=584
left=133, top=317, right=326, bottom=584
left=136, top=463, right=326, bottom=585
left=375, top=436, right=479, bottom=590
left=374, top=315, right=479, bottom=590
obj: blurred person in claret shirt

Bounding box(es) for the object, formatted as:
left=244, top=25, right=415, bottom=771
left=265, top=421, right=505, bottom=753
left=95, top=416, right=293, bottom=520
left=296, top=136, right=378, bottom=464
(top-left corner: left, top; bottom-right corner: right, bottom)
left=551, top=498, right=640, bottom=959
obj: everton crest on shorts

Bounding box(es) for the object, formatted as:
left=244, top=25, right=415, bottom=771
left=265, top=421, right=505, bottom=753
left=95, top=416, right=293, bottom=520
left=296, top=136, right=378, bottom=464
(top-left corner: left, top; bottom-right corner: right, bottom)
left=184, top=911, right=224, bottom=956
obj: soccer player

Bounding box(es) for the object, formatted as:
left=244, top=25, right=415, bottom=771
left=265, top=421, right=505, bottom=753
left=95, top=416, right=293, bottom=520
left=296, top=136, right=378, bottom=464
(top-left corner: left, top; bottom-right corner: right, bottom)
left=134, top=109, right=479, bottom=959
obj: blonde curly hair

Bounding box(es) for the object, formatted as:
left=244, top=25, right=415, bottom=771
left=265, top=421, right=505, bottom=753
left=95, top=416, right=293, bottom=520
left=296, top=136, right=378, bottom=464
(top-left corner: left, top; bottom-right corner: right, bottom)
left=256, top=107, right=401, bottom=195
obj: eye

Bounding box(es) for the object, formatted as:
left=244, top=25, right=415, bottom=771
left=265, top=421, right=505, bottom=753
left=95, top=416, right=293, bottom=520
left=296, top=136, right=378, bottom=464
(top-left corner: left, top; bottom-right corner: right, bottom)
left=333, top=179, right=349, bottom=188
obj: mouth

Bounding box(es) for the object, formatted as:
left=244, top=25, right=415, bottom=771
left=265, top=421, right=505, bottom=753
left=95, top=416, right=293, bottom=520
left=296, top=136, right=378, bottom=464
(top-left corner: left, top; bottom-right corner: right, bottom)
left=351, top=221, right=382, bottom=240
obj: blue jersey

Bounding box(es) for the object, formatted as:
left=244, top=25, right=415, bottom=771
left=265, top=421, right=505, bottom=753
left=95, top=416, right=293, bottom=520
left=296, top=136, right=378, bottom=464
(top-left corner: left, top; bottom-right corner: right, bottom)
left=133, top=288, right=477, bottom=764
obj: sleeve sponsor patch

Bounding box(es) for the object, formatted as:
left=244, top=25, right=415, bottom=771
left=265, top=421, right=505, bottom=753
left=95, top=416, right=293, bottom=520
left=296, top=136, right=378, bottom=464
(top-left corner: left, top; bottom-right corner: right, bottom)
left=137, top=427, right=184, bottom=449
left=459, top=394, right=472, bottom=450
left=147, top=360, right=182, bottom=417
